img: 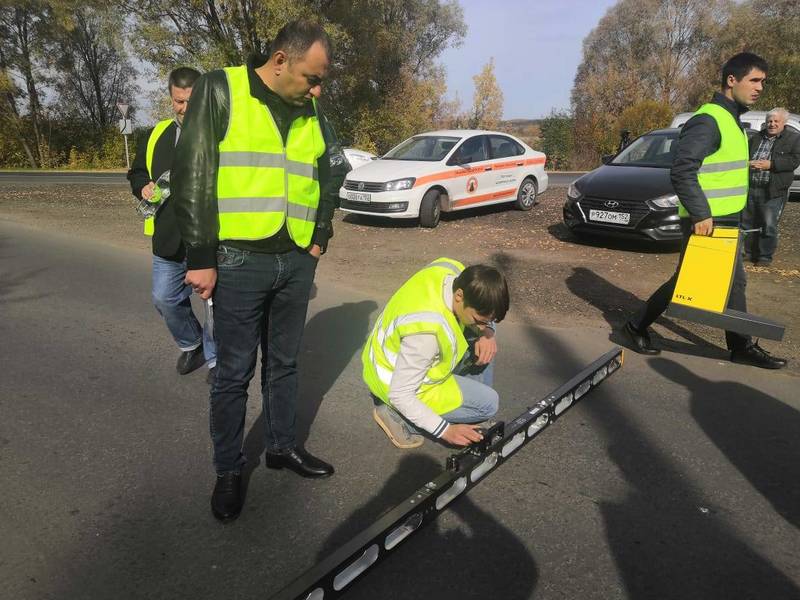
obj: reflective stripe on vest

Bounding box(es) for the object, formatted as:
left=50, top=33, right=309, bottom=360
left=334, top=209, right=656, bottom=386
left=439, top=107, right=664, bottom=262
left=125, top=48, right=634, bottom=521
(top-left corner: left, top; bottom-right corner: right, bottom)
left=216, top=65, right=325, bottom=245
left=678, top=103, right=749, bottom=218
left=143, top=118, right=174, bottom=236
left=362, top=257, right=469, bottom=415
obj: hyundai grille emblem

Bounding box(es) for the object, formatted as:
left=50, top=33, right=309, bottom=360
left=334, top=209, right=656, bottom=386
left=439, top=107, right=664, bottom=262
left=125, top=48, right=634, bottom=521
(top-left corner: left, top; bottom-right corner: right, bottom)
left=604, top=200, right=619, bottom=209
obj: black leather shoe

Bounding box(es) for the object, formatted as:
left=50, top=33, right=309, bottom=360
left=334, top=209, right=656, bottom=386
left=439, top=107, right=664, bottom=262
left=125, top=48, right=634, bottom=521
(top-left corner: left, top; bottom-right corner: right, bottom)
left=265, top=447, right=334, bottom=478
left=730, top=342, right=787, bottom=369
left=623, top=321, right=660, bottom=355
left=211, top=472, right=242, bottom=522
left=177, top=346, right=205, bottom=375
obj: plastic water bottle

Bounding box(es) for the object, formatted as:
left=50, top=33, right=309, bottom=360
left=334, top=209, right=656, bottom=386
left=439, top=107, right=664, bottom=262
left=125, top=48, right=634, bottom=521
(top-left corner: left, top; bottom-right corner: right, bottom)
left=135, top=171, right=171, bottom=218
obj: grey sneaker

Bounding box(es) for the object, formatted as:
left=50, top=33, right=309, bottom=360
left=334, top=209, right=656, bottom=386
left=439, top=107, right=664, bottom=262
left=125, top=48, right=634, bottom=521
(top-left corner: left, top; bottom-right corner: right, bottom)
left=373, top=405, right=424, bottom=449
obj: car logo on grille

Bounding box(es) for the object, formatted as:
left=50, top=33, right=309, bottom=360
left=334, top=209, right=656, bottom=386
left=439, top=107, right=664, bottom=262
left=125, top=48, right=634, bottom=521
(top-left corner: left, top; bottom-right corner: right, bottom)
left=358, top=182, right=365, bottom=191
left=604, top=200, right=619, bottom=208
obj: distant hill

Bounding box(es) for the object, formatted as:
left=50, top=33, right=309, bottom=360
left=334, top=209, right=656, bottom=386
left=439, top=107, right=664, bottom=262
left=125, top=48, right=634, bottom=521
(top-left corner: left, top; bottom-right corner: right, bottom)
left=498, top=119, right=542, bottom=150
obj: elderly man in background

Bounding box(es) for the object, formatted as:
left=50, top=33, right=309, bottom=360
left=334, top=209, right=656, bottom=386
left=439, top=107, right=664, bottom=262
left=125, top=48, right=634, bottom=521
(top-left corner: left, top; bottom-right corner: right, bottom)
left=743, top=107, right=800, bottom=265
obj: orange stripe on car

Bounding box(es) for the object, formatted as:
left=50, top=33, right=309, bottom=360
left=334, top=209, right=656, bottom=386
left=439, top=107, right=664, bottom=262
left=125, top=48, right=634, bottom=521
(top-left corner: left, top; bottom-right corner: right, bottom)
left=413, top=156, right=545, bottom=188
left=452, top=187, right=517, bottom=207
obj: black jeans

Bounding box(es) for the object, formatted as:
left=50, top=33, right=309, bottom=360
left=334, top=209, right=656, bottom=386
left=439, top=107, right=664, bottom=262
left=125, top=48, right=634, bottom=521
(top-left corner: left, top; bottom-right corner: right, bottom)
left=210, top=245, right=318, bottom=474
left=742, top=186, right=786, bottom=261
left=631, top=218, right=750, bottom=351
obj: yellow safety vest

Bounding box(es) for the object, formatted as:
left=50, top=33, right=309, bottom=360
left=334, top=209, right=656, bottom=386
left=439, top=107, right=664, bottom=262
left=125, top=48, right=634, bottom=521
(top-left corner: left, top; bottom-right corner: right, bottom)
left=678, top=102, right=749, bottom=218
left=216, top=65, right=326, bottom=247
left=362, top=258, right=469, bottom=415
left=143, top=118, right=174, bottom=236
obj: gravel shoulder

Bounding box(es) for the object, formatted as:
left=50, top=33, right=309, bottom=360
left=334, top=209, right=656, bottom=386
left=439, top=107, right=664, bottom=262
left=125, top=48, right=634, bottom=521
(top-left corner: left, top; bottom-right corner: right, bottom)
left=1, top=183, right=797, bottom=374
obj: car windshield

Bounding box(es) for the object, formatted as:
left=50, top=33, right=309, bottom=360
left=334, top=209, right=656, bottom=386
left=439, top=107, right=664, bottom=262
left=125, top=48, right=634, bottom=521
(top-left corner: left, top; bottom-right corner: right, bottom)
left=612, top=132, right=679, bottom=168
left=383, top=136, right=461, bottom=161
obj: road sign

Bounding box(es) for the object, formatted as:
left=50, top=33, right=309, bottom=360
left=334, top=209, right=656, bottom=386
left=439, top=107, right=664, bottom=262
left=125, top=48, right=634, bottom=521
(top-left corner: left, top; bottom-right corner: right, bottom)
left=118, top=118, right=133, bottom=135
left=116, top=103, right=129, bottom=118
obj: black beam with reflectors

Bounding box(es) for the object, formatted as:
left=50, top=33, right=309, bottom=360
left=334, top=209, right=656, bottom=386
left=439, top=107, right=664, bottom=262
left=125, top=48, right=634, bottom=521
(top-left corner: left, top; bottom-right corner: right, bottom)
left=268, top=347, right=624, bottom=600
left=666, top=226, right=785, bottom=340
left=667, top=304, right=784, bottom=341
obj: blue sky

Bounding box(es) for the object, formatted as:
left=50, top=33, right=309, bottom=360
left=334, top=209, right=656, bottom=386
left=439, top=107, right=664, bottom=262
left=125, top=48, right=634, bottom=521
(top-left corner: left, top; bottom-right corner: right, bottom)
left=438, top=0, right=619, bottom=120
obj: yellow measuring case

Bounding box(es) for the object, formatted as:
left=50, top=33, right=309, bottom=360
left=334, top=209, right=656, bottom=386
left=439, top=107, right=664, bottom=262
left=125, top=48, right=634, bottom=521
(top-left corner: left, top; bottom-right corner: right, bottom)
left=666, top=226, right=784, bottom=340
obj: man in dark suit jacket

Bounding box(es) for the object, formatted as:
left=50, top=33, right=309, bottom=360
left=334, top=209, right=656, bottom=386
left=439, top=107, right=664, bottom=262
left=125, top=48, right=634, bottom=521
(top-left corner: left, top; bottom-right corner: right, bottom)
left=127, top=67, right=216, bottom=381
left=743, top=108, right=800, bottom=264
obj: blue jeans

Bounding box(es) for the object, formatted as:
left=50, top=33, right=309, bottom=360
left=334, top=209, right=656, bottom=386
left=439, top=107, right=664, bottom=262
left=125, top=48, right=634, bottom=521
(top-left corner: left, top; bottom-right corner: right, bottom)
left=152, top=255, right=216, bottom=365
left=742, top=187, right=785, bottom=261
left=210, top=245, right=318, bottom=473
left=440, top=329, right=498, bottom=423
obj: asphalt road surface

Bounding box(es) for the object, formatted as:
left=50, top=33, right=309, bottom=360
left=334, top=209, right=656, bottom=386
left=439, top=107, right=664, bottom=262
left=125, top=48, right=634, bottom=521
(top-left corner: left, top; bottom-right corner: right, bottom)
left=0, top=170, right=579, bottom=187
left=2, top=221, right=798, bottom=600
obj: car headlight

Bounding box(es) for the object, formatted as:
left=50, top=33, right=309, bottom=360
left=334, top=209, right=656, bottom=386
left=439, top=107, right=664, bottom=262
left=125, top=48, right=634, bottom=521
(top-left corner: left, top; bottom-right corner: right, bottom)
left=384, top=178, right=416, bottom=191
left=649, top=193, right=679, bottom=209
left=567, top=182, right=582, bottom=200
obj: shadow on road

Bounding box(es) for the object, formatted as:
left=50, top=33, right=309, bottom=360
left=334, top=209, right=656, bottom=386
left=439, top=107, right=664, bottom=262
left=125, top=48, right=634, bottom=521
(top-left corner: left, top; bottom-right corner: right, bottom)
left=565, top=266, right=728, bottom=361
left=650, top=357, right=800, bottom=531
left=0, top=235, right=51, bottom=305
left=523, top=321, right=800, bottom=599
left=240, top=300, right=377, bottom=490
left=315, top=454, right=539, bottom=599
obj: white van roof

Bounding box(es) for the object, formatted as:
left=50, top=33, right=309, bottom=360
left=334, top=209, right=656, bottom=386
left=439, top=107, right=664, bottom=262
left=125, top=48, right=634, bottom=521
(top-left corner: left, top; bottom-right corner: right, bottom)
left=670, top=110, right=800, bottom=132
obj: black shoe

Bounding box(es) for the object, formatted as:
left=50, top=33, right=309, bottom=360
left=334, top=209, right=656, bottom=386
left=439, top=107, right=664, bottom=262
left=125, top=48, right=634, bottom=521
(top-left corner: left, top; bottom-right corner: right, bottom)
left=623, top=321, right=660, bottom=355
left=754, top=258, right=772, bottom=266
left=176, top=346, right=205, bottom=375
left=206, top=366, right=216, bottom=385
left=730, top=342, right=787, bottom=370
left=265, top=446, right=334, bottom=479
left=211, top=472, right=242, bottom=522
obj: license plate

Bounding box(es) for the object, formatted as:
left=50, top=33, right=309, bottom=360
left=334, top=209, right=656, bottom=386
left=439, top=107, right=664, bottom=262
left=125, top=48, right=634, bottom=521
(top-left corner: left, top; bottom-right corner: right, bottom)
left=589, top=209, right=630, bottom=225
left=346, top=191, right=371, bottom=203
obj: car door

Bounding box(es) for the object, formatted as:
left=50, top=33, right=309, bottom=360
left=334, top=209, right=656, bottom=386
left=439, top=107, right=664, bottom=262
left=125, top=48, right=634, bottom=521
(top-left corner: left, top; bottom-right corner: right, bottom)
left=446, top=135, right=495, bottom=209
left=489, top=135, right=526, bottom=194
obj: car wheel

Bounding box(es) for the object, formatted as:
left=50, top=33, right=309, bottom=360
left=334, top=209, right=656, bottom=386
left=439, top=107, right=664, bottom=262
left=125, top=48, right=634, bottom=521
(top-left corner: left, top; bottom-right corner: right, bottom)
left=419, top=189, right=441, bottom=228
left=515, top=177, right=538, bottom=211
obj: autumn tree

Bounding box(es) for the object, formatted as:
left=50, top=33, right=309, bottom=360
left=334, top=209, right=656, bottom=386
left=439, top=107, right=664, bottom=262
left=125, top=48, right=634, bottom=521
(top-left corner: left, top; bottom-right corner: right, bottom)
left=571, top=0, right=727, bottom=167
left=0, top=0, right=50, bottom=167
left=126, top=0, right=466, bottom=150
left=48, top=5, right=137, bottom=135
left=468, top=57, right=503, bottom=130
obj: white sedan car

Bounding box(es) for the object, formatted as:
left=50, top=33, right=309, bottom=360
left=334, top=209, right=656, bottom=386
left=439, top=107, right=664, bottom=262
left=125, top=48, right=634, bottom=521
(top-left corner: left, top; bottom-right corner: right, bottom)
left=338, top=130, right=548, bottom=227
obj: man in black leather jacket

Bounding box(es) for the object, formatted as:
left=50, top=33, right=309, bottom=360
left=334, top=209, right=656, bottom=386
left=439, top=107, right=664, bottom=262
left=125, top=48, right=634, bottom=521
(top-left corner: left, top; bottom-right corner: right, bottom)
left=172, top=20, right=348, bottom=522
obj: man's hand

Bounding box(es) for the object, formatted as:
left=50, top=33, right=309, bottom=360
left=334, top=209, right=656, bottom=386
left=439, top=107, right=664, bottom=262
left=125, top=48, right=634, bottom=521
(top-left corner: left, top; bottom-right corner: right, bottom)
left=141, top=181, right=156, bottom=201
left=185, top=268, right=217, bottom=300
left=309, top=244, right=322, bottom=259
left=750, top=159, right=771, bottom=170
left=441, top=423, right=484, bottom=447
left=473, top=331, right=497, bottom=365
left=693, top=217, right=714, bottom=236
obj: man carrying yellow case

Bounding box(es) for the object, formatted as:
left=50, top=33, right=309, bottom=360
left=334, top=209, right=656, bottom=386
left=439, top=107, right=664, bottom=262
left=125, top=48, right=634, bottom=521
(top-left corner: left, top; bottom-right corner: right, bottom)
left=622, top=53, right=787, bottom=370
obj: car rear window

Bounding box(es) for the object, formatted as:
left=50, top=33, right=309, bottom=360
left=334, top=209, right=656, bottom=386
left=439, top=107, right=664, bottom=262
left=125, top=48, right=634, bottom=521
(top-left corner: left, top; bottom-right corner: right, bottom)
left=612, top=132, right=678, bottom=168
left=383, top=136, right=461, bottom=161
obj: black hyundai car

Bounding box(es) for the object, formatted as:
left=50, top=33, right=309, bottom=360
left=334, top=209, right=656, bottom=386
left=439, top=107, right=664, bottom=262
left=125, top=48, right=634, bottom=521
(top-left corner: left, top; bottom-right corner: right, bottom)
left=563, top=128, right=683, bottom=242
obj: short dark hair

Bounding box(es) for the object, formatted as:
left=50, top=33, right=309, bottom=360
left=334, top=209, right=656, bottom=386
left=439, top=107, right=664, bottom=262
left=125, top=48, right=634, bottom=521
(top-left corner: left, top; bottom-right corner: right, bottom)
left=721, top=52, right=768, bottom=89
left=453, top=265, right=510, bottom=322
left=271, top=19, right=332, bottom=62
left=168, top=67, right=201, bottom=92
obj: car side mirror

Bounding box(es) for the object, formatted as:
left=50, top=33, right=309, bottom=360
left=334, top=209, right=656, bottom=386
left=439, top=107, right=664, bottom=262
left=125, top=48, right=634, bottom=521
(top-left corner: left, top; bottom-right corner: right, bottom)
left=601, top=154, right=614, bottom=165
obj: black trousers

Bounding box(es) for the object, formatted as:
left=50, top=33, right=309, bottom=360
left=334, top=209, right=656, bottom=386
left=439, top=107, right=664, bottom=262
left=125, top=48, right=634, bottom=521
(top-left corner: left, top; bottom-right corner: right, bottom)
left=631, top=218, right=751, bottom=351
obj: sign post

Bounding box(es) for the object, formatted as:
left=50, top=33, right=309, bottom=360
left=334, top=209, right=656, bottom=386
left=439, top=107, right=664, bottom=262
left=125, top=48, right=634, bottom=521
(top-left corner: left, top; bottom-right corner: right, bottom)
left=116, top=102, right=131, bottom=169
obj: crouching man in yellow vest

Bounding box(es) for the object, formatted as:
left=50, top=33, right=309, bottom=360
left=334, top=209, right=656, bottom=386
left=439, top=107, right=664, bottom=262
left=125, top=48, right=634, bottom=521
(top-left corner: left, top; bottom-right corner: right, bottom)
left=362, top=258, right=510, bottom=448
